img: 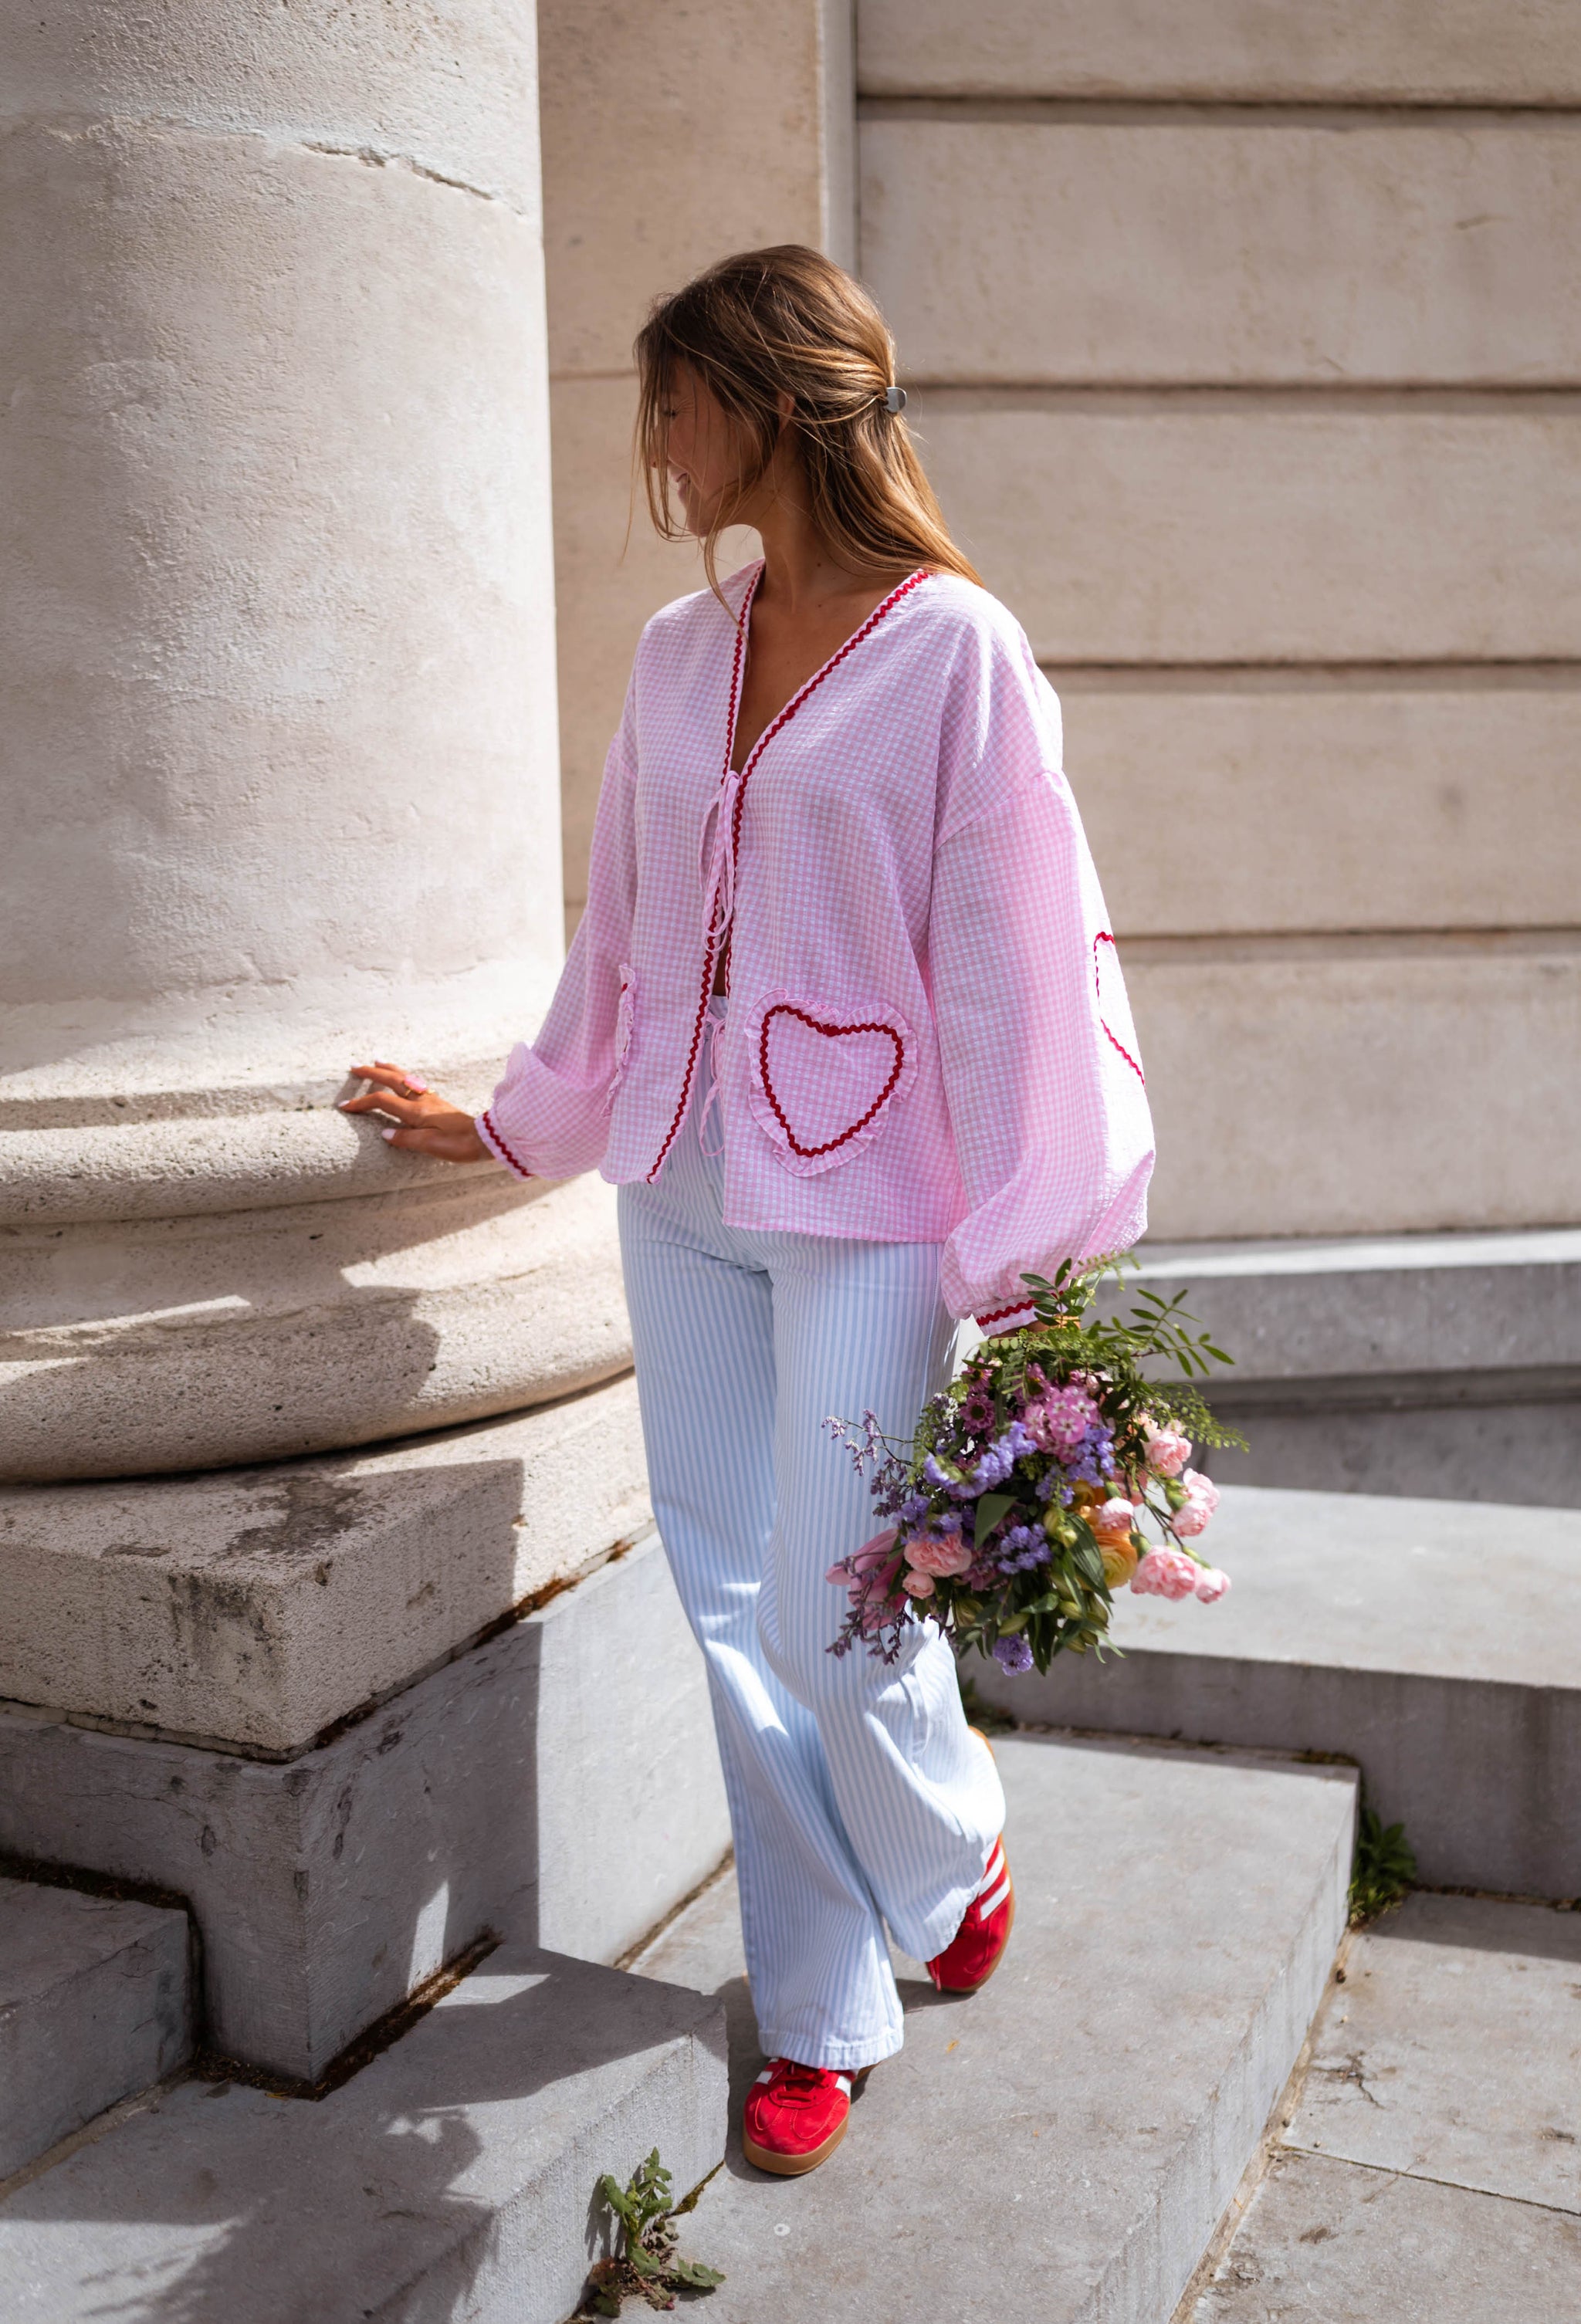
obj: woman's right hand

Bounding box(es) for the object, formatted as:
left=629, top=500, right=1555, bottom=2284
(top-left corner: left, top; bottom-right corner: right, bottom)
left=339, top=1061, right=496, bottom=1165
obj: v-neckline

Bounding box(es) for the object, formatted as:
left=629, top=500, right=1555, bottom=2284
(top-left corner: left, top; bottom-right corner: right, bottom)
left=723, top=561, right=929, bottom=778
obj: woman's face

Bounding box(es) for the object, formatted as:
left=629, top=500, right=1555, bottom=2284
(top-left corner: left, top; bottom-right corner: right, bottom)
left=660, top=366, right=746, bottom=537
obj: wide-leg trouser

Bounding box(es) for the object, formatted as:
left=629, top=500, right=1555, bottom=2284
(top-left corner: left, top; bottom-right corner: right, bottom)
left=617, top=1040, right=1006, bottom=2070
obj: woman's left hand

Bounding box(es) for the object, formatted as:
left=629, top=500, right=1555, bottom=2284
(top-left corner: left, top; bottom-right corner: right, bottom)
left=339, top=1061, right=494, bottom=1165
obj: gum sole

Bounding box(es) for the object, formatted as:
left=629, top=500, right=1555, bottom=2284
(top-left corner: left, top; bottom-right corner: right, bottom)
left=741, top=2114, right=850, bottom=2177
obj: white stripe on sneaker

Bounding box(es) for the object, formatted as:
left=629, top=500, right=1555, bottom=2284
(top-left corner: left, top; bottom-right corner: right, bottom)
left=980, top=1875, right=1012, bottom=1916
left=835, top=2073, right=852, bottom=2096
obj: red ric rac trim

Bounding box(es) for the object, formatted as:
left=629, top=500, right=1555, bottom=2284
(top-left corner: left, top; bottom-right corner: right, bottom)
left=1093, top=931, right=1146, bottom=1084
left=481, top=1108, right=533, bottom=1181
left=758, top=1005, right=906, bottom=1159
left=976, top=1301, right=1031, bottom=1329
left=646, top=566, right=929, bottom=1183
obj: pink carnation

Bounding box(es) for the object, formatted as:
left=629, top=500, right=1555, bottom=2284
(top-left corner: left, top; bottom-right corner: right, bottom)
left=1193, top=1567, right=1231, bottom=1604
left=1131, top=1548, right=1203, bottom=1601
left=905, top=1531, right=976, bottom=1578
left=1145, top=1427, right=1192, bottom=1478
left=902, top=1570, right=936, bottom=1598
left=1090, top=1499, right=1136, bottom=1540
left=1173, top=1470, right=1219, bottom=1538
left=1022, top=1381, right=1102, bottom=1456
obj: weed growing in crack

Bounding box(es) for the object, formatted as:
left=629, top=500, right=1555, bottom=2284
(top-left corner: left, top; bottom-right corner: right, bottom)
left=1349, top=1805, right=1417, bottom=1925
left=576, top=2150, right=724, bottom=2315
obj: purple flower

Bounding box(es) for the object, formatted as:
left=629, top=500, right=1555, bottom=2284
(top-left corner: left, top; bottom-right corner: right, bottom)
left=996, top=1523, right=1050, bottom=1573
left=960, top=1384, right=996, bottom=1433
left=1065, top=1423, right=1117, bottom=1486
left=991, top=1635, right=1034, bottom=1675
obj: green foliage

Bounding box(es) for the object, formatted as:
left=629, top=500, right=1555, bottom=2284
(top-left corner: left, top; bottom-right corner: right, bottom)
left=579, top=2152, right=725, bottom=2316
left=1349, top=1806, right=1417, bottom=1926
left=1019, top=1258, right=1246, bottom=1449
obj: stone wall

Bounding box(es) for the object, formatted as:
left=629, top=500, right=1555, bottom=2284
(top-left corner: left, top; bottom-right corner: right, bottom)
left=858, top=1, right=1581, bottom=1240
left=539, top=0, right=855, bottom=933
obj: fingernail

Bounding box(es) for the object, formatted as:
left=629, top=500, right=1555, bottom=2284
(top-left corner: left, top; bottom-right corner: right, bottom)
left=381, top=1127, right=398, bottom=1142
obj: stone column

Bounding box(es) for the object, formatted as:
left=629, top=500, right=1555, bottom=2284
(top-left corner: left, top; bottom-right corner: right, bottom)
left=0, top=2, right=628, bottom=1481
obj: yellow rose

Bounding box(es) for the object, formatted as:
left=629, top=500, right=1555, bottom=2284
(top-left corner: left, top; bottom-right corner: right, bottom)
left=1100, top=1538, right=1139, bottom=1588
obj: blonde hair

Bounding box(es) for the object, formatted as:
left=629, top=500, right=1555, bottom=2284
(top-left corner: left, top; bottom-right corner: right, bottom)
left=634, top=244, right=981, bottom=596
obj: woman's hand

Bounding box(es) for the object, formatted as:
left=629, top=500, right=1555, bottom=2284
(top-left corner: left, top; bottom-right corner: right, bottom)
left=339, top=1061, right=495, bottom=1165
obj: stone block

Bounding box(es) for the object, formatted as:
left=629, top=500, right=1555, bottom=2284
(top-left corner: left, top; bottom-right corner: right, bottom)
left=917, top=394, right=1581, bottom=664
left=1119, top=1228, right=1581, bottom=1503
left=1290, top=1893, right=1581, bottom=2207
left=0, top=1171, right=633, bottom=1484
left=1125, top=940, right=1581, bottom=1240
left=865, top=117, right=1581, bottom=386
left=858, top=0, right=1581, bottom=103
left=0, top=1943, right=728, bottom=2324
left=637, top=1734, right=1356, bottom=2323
left=0, top=1877, right=192, bottom=2180
left=1115, top=1228, right=1581, bottom=1385
left=1193, top=2148, right=1580, bottom=2323
left=1062, top=675, right=1581, bottom=939
left=0, top=1535, right=731, bottom=2081
left=0, top=1373, right=648, bottom=1754
left=539, top=0, right=830, bottom=377
left=1208, top=1400, right=1581, bottom=1510
left=968, top=1484, right=1581, bottom=1897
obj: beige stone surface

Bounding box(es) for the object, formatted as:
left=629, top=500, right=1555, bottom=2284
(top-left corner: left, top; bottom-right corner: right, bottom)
left=865, top=117, right=1581, bottom=386
left=539, top=0, right=832, bottom=377
left=1061, top=675, right=1581, bottom=937
left=0, top=5, right=577, bottom=1479
left=0, top=0, right=546, bottom=211
left=0, top=1372, right=650, bottom=1754
left=0, top=119, right=560, bottom=1097
left=538, top=0, right=851, bottom=918
left=0, top=1171, right=632, bottom=1485
left=1128, top=939, right=1581, bottom=1238
left=857, top=0, right=1581, bottom=103
left=916, top=393, right=1581, bottom=664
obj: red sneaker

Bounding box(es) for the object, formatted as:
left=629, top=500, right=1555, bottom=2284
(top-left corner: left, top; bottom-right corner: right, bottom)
left=741, top=2058, right=855, bottom=2176
left=926, top=1832, right=1015, bottom=1992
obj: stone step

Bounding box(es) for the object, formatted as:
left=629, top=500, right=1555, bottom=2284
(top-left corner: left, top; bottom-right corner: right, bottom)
left=1102, top=1230, right=1581, bottom=1506
left=1191, top=1890, right=1581, bottom=2322
left=0, top=1876, right=192, bottom=2182
left=632, top=1733, right=1357, bottom=2324
left=0, top=1944, right=726, bottom=2324
left=970, top=1483, right=1581, bottom=1899
left=0, top=1531, right=730, bottom=2083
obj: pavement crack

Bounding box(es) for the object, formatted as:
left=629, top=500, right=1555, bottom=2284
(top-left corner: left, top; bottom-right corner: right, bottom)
left=1282, top=2146, right=1581, bottom=2221
left=1312, top=2048, right=1386, bottom=2107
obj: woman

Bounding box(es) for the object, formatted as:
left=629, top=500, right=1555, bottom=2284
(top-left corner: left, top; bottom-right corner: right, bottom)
left=343, top=245, right=1153, bottom=2176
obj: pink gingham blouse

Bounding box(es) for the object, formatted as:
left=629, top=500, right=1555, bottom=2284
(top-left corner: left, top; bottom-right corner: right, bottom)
left=480, top=563, right=1153, bottom=1327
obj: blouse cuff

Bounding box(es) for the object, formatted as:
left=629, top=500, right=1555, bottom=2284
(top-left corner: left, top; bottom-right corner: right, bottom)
left=975, top=1300, right=1038, bottom=1335
left=477, top=1107, right=534, bottom=1182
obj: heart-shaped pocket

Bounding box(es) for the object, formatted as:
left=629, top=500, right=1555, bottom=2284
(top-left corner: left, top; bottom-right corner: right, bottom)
left=745, top=993, right=916, bottom=1175
left=1093, top=932, right=1145, bottom=1084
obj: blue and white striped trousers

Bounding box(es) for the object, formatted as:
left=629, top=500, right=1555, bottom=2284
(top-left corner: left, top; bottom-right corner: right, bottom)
left=618, top=1004, right=1006, bottom=2069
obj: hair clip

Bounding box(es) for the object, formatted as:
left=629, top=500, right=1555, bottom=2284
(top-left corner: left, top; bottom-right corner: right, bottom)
left=885, top=385, right=907, bottom=414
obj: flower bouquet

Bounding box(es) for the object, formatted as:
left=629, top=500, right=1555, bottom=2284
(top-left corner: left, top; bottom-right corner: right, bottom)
left=825, top=1257, right=1245, bottom=1676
